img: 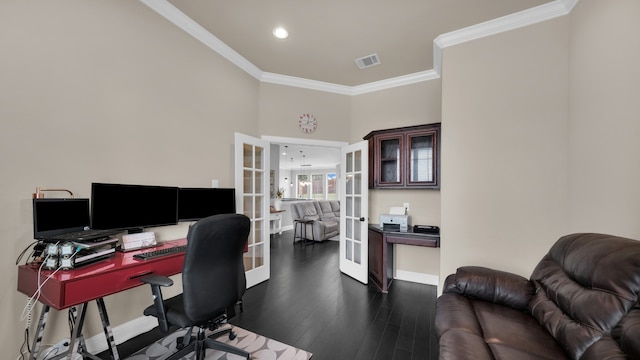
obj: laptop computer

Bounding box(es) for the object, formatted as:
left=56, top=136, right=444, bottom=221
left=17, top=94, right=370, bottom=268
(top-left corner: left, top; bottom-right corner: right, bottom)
left=33, top=198, right=120, bottom=242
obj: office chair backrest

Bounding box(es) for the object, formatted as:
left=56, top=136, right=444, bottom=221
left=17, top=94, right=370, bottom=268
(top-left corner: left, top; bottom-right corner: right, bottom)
left=182, top=213, right=250, bottom=324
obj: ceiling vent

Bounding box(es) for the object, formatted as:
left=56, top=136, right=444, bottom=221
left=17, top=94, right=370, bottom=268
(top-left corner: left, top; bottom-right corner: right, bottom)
left=355, top=53, right=381, bottom=69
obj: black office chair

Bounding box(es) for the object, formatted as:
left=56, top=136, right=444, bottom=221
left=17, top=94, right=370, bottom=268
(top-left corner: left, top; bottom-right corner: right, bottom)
left=140, top=213, right=251, bottom=360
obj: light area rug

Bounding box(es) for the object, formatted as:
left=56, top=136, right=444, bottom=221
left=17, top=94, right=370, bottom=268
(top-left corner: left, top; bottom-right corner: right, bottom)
left=127, top=325, right=312, bottom=360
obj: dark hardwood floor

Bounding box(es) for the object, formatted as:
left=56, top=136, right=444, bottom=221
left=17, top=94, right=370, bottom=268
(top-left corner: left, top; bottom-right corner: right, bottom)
left=100, top=230, right=439, bottom=360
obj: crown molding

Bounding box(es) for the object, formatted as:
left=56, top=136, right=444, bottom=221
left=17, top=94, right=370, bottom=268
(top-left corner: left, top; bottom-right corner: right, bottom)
left=260, top=72, right=353, bottom=95
left=351, top=70, right=440, bottom=95
left=261, top=70, right=440, bottom=96
left=433, top=0, right=579, bottom=75
left=141, top=0, right=578, bottom=95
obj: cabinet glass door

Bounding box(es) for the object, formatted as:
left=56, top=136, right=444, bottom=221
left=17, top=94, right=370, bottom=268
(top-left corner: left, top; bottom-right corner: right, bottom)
left=376, top=134, right=403, bottom=186
left=407, top=130, right=437, bottom=187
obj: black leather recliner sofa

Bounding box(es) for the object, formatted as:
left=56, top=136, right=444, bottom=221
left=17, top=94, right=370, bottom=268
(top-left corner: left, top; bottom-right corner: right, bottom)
left=435, top=233, right=640, bottom=360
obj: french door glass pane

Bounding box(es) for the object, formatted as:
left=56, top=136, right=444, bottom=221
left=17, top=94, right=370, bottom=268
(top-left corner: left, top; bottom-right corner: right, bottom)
left=254, top=171, right=263, bottom=193
left=254, top=196, right=262, bottom=218
left=354, top=150, right=362, bottom=171
left=243, top=196, right=253, bottom=219
left=254, top=146, right=263, bottom=169
left=254, top=243, right=264, bottom=267
left=243, top=248, right=253, bottom=271
left=243, top=170, right=252, bottom=193
left=243, top=144, right=252, bottom=168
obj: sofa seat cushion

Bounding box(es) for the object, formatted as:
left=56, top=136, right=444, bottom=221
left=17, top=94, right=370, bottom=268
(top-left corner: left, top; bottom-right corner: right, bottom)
left=437, top=293, right=568, bottom=360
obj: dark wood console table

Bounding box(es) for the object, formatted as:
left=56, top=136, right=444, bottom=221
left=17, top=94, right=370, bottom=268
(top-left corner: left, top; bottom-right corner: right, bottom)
left=368, top=225, right=440, bottom=293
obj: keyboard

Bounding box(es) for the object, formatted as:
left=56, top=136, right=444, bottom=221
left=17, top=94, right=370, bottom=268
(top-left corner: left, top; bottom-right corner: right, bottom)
left=133, top=245, right=187, bottom=260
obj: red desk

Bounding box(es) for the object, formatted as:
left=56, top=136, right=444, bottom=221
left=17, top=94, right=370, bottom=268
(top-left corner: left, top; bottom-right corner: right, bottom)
left=17, top=239, right=186, bottom=360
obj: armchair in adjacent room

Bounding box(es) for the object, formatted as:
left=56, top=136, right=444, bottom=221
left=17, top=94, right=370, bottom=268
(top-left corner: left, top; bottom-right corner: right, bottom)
left=140, top=213, right=250, bottom=360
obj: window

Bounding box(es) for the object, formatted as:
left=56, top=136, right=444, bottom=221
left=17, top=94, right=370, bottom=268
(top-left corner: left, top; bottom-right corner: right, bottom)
left=327, top=173, right=337, bottom=200
left=311, top=174, right=324, bottom=200
left=296, top=171, right=339, bottom=200
left=297, top=174, right=309, bottom=199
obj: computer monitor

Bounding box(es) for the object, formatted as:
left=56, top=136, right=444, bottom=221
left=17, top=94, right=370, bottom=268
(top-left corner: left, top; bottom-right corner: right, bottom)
left=91, top=183, right=178, bottom=232
left=177, top=187, right=236, bottom=222
left=33, top=198, right=91, bottom=239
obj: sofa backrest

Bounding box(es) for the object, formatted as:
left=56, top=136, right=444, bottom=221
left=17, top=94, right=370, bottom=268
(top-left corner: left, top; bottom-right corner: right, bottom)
left=529, top=233, right=640, bottom=360
left=290, top=201, right=319, bottom=221
left=315, top=200, right=340, bottom=218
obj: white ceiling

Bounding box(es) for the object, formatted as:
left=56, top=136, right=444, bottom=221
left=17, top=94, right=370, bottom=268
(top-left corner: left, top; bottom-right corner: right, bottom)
left=276, top=144, right=341, bottom=171
left=162, top=0, right=554, bottom=86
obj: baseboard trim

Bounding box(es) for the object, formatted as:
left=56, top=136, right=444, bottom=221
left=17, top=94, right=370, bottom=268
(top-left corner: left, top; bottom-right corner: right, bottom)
left=84, top=316, right=157, bottom=354
left=394, top=270, right=440, bottom=287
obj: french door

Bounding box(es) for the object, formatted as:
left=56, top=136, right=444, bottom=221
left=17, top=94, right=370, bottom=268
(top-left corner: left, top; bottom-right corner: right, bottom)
left=339, top=141, right=369, bottom=284
left=234, top=133, right=270, bottom=288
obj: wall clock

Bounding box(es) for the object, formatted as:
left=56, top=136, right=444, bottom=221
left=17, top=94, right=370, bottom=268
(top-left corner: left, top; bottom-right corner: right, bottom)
left=298, top=113, right=317, bottom=134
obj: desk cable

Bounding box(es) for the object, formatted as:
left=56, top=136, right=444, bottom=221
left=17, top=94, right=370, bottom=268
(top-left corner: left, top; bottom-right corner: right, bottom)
left=19, top=244, right=82, bottom=360
left=15, top=241, right=41, bottom=266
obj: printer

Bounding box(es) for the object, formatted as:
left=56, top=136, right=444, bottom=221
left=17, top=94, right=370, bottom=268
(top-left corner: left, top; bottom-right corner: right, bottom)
left=380, top=214, right=411, bottom=232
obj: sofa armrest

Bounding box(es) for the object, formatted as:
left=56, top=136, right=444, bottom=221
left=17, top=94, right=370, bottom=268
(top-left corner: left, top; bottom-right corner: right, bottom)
left=443, top=266, right=534, bottom=311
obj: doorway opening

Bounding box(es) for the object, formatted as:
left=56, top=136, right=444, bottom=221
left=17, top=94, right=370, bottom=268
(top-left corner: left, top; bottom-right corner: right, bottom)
left=262, top=136, right=347, bottom=233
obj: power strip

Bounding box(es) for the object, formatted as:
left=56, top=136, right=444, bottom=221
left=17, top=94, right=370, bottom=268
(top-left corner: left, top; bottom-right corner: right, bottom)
left=37, top=338, right=76, bottom=360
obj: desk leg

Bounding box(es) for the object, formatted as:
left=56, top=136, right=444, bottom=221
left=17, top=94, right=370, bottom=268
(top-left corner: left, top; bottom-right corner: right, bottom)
left=30, top=304, right=51, bottom=360
left=96, top=298, right=120, bottom=360
left=68, top=303, right=88, bottom=359
left=28, top=300, right=118, bottom=360
left=66, top=304, right=102, bottom=360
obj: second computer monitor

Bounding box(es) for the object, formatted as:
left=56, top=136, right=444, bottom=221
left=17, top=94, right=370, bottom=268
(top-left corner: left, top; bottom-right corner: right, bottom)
left=177, top=187, right=236, bottom=222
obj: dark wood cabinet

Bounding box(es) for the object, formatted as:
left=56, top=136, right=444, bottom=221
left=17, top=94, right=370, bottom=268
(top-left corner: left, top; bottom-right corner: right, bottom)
left=368, top=228, right=392, bottom=293
left=368, top=225, right=440, bottom=293
left=364, top=123, right=441, bottom=189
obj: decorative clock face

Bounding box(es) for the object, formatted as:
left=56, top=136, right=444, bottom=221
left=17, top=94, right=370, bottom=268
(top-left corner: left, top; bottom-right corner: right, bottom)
left=298, top=113, right=317, bottom=133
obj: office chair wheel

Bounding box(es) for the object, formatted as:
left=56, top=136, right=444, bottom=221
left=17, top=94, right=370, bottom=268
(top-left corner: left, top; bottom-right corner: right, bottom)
left=229, top=331, right=237, bottom=340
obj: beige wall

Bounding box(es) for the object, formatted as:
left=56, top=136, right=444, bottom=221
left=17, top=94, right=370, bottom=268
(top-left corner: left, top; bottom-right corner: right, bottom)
left=258, top=83, right=352, bottom=142
left=440, top=17, right=571, bottom=282
left=352, top=81, right=442, bottom=277
left=440, top=0, right=640, bottom=288
left=0, top=0, right=259, bottom=354
left=567, top=0, right=640, bottom=237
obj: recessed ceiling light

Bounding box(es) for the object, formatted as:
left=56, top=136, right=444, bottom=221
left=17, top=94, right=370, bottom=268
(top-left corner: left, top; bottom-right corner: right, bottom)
left=272, top=26, right=288, bottom=39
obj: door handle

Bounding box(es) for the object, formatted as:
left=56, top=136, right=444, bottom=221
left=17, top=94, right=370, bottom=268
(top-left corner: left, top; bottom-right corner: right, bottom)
left=359, top=217, right=365, bottom=222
